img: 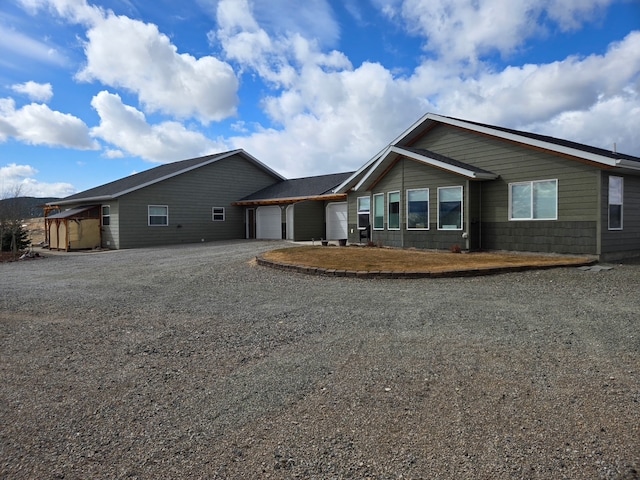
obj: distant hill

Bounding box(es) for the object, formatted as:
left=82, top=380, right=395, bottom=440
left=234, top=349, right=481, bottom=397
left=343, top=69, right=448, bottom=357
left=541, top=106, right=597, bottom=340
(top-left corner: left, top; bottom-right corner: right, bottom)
left=0, top=197, right=60, bottom=219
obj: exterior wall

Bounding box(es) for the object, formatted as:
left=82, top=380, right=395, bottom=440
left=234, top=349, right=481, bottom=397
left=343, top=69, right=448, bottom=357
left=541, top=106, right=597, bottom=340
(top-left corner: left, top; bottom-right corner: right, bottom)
left=292, top=201, right=325, bottom=241
left=600, top=172, right=640, bottom=260
left=69, top=219, right=101, bottom=250
left=410, top=124, right=601, bottom=254
left=49, top=221, right=67, bottom=250
left=116, top=154, right=280, bottom=248
left=348, top=159, right=470, bottom=250
left=101, top=200, right=119, bottom=249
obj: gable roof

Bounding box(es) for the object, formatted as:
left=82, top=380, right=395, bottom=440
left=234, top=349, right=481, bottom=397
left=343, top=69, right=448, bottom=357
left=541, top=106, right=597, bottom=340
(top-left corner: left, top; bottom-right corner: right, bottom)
left=51, top=149, right=285, bottom=206
left=234, top=171, right=353, bottom=206
left=353, top=146, right=498, bottom=192
left=335, top=113, right=640, bottom=193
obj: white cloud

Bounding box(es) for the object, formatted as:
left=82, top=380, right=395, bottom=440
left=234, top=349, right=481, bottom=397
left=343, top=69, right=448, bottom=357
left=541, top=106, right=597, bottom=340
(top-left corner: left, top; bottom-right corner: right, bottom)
left=413, top=31, right=640, bottom=137
left=0, top=163, right=75, bottom=198
left=221, top=9, right=640, bottom=175
left=377, top=0, right=616, bottom=63
left=90, top=90, right=227, bottom=162
left=0, top=24, right=68, bottom=68
left=0, top=97, right=98, bottom=149
left=11, top=81, right=53, bottom=102
left=77, top=13, right=239, bottom=124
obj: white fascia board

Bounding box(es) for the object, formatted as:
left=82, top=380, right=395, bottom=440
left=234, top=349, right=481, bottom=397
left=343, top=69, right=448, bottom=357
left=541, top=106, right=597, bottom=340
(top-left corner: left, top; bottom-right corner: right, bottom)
left=430, top=114, right=619, bottom=167
left=393, top=147, right=498, bottom=179
left=616, top=159, right=640, bottom=172
left=353, top=146, right=397, bottom=191
left=333, top=150, right=387, bottom=193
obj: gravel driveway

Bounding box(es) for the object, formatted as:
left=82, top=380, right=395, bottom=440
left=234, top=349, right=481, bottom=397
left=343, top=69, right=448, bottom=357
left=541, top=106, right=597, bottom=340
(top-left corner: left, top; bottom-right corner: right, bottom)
left=1, top=241, right=639, bottom=479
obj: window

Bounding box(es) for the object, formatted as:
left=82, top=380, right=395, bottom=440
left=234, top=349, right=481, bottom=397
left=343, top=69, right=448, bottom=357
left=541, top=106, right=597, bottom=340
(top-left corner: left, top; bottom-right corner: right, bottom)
left=148, top=205, right=168, bottom=226
left=212, top=207, right=225, bottom=221
left=388, top=191, right=400, bottom=230
left=373, top=194, right=384, bottom=230
left=438, top=186, right=463, bottom=230
left=101, top=205, right=110, bottom=226
left=407, top=188, right=429, bottom=230
left=608, top=176, right=623, bottom=230
left=509, top=179, right=557, bottom=220
left=357, top=197, right=370, bottom=229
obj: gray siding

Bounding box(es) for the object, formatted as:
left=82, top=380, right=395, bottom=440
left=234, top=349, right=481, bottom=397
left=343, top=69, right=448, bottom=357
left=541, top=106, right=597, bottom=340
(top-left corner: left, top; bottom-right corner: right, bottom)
left=410, top=124, right=601, bottom=254
left=116, top=154, right=280, bottom=248
left=292, top=201, right=325, bottom=241
left=348, top=158, right=468, bottom=249
left=600, top=172, right=640, bottom=260
left=101, top=200, right=119, bottom=249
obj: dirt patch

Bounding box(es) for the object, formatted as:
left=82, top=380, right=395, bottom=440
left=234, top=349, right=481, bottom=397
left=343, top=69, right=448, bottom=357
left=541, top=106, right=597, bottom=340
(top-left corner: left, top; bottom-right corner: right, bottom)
left=261, top=245, right=594, bottom=273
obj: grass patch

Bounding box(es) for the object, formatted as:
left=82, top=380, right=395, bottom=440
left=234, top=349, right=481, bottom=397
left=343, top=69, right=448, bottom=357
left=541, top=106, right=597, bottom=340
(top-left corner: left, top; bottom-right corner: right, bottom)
left=261, top=246, right=593, bottom=273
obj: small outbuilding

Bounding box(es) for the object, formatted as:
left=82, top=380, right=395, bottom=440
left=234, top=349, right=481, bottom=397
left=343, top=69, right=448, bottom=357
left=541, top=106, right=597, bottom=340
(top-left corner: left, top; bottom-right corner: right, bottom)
left=45, top=205, right=101, bottom=251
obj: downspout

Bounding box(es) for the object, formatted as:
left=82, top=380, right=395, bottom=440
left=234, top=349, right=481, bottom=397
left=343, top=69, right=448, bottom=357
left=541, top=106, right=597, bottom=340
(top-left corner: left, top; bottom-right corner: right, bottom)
left=478, top=182, right=482, bottom=251
left=465, top=180, right=470, bottom=251
left=401, top=159, right=405, bottom=248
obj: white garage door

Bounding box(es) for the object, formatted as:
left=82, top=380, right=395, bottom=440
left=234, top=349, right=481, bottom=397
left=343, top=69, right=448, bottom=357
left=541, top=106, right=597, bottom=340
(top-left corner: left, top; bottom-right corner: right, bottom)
left=326, top=202, right=348, bottom=240
left=256, top=206, right=282, bottom=239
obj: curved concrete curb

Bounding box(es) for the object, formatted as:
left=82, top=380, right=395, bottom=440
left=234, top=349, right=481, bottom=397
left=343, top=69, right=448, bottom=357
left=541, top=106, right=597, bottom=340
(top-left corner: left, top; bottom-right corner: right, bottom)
left=255, top=255, right=598, bottom=279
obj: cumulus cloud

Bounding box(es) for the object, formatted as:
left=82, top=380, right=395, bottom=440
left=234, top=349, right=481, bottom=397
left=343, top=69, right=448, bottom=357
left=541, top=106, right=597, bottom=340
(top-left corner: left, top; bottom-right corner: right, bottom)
left=218, top=4, right=640, bottom=174
left=76, top=13, right=239, bottom=124
left=90, top=90, right=227, bottom=163
left=0, top=163, right=76, bottom=198
left=377, top=0, right=616, bottom=63
left=11, top=81, right=53, bottom=102
left=0, top=97, right=98, bottom=149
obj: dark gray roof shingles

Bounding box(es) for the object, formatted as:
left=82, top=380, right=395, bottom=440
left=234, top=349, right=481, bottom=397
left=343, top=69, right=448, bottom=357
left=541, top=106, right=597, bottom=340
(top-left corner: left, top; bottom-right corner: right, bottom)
left=399, top=146, right=497, bottom=176
left=58, top=150, right=256, bottom=202
left=241, top=171, right=354, bottom=201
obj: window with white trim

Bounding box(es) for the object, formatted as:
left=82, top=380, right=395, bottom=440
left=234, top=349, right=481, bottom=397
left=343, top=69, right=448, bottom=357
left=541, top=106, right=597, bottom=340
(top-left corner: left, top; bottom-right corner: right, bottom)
left=212, top=207, right=225, bottom=221
left=407, top=188, right=429, bottom=230
left=608, top=176, right=623, bottom=230
left=509, top=179, right=557, bottom=220
left=373, top=193, right=384, bottom=230
left=388, top=191, right=400, bottom=230
left=101, top=205, right=110, bottom=226
left=357, top=196, right=370, bottom=229
left=148, top=205, right=168, bottom=226
left=438, top=186, right=463, bottom=230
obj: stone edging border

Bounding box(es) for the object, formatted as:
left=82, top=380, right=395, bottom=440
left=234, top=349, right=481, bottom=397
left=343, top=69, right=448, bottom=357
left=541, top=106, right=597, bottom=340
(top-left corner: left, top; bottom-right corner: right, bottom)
left=255, top=255, right=598, bottom=279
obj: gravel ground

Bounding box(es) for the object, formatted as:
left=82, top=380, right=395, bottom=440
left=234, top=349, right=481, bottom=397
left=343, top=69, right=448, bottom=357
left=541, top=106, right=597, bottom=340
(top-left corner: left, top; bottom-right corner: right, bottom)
left=1, top=240, right=639, bottom=479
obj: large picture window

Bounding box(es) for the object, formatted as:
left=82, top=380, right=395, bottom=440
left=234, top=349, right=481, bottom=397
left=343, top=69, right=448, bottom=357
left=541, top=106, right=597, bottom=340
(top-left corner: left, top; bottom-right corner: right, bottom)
left=407, top=188, right=429, bottom=230
left=438, top=186, right=463, bottom=230
left=148, top=205, right=168, bottom=226
left=509, top=179, right=557, bottom=220
left=608, top=176, right=623, bottom=230
left=373, top=194, right=384, bottom=230
left=388, top=191, right=400, bottom=230
left=357, top=196, right=370, bottom=229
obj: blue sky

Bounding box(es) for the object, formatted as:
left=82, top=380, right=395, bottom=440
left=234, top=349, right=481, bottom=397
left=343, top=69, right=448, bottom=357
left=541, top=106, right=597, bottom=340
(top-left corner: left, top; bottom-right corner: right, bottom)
left=1, top=0, right=639, bottom=198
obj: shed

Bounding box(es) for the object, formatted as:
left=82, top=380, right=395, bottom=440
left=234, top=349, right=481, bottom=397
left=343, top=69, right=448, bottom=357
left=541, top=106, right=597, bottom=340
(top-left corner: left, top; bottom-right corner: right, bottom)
left=45, top=206, right=101, bottom=251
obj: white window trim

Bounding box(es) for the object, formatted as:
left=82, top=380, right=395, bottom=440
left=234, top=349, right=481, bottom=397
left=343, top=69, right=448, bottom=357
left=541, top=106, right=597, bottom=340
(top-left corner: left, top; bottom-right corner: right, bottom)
left=437, top=186, right=463, bottom=231
left=357, top=196, right=370, bottom=230
left=387, top=191, right=401, bottom=230
left=608, top=176, right=623, bottom=230
left=101, top=205, right=110, bottom=226
left=212, top=207, right=225, bottom=222
left=372, top=193, right=384, bottom=230
left=406, top=188, right=430, bottom=231
left=148, top=205, right=169, bottom=226
left=508, top=179, right=558, bottom=221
